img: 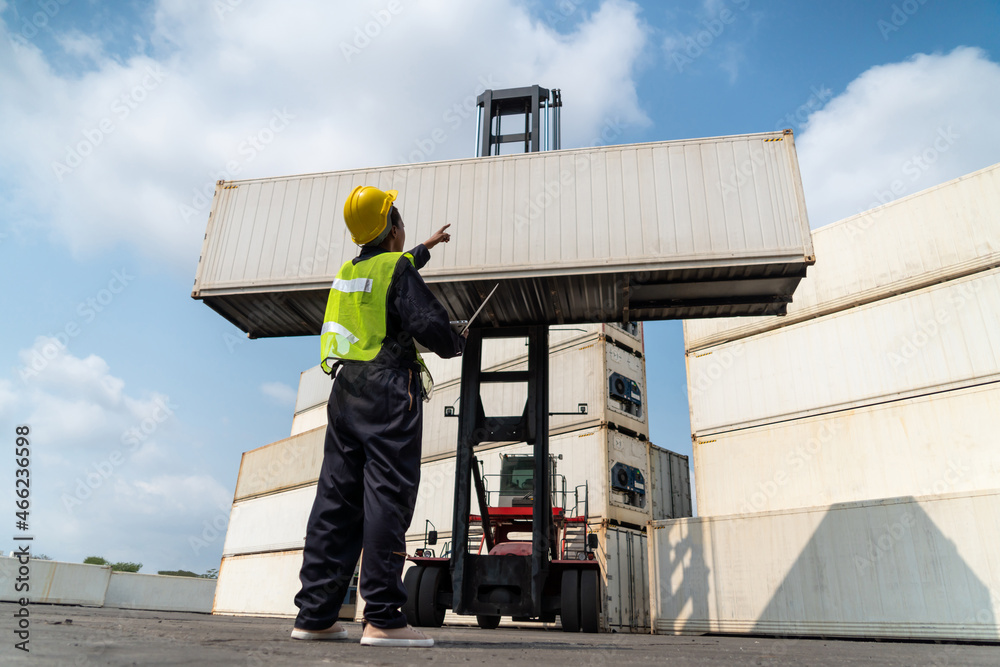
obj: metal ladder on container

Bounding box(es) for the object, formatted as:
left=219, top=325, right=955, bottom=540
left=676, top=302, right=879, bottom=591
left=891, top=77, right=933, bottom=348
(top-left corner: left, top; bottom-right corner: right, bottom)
left=561, top=521, right=588, bottom=560
left=561, top=483, right=591, bottom=560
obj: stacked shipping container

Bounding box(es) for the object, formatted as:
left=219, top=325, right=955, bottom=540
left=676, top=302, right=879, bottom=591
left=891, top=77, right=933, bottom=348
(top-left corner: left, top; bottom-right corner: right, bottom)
left=650, top=162, right=1000, bottom=641
left=215, top=323, right=693, bottom=632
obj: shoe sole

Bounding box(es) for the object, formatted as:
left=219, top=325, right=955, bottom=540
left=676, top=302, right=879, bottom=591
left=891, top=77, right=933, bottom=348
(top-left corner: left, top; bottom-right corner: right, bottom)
left=360, top=637, right=434, bottom=647
left=290, top=628, right=349, bottom=641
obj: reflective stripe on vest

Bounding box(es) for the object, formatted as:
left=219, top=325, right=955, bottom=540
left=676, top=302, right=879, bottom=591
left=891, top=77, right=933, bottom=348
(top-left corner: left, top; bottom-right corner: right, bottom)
left=331, top=277, right=373, bottom=294
left=320, top=251, right=414, bottom=373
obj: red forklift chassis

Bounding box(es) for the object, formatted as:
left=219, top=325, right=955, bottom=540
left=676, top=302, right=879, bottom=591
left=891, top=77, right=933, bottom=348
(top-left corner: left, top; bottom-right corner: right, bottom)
left=403, top=326, right=603, bottom=633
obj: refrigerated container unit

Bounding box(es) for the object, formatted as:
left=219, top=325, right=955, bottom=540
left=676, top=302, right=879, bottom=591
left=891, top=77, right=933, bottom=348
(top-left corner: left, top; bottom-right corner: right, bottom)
left=291, top=325, right=647, bottom=440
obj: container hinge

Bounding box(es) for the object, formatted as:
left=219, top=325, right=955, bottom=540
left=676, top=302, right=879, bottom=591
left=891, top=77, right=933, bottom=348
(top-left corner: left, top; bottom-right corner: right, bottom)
left=622, top=275, right=631, bottom=325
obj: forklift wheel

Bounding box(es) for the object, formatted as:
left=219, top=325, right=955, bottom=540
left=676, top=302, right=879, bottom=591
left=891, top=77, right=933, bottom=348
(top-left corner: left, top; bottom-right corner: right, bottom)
left=579, top=569, right=600, bottom=633
left=476, top=614, right=501, bottom=629
left=560, top=569, right=580, bottom=632
left=417, top=566, right=447, bottom=627
left=402, top=565, right=424, bottom=626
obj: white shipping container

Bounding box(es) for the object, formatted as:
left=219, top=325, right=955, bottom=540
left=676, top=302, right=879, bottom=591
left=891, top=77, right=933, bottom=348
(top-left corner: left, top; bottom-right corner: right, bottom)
left=688, top=267, right=1000, bottom=436
left=290, top=406, right=326, bottom=436
left=222, top=426, right=681, bottom=561
left=214, top=551, right=302, bottom=617
left=421, top=323, right=646, bottom=388
left=649, top=445, right=693, bottom=520
left=224, top=486, right=315, bottom=556
left=600, top=525, right=650, bottom=633
left=684, top=161, right=1000, bottom=351
left=233, top=427, right=324, bottom=502
left=291, top=323, right=645, bottom=430
left=408, top=427, right=662, bottom=541
left=193, top=132, right=814, bottom=336
left=0, top=559, right=110, bottom=607
left=422, top=335, right=649, bottom=460
left=290, top=335, right=651, bottom=459
left=648, top=489, right=1000, bottom=641
left=694, top=382, right=1000, bottom=516
left=104, top=572, right=216, bottom=613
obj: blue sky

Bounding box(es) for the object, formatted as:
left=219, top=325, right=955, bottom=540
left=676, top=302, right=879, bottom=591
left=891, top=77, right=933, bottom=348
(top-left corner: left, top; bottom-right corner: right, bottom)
left=1, top=0, right=998, bottom=574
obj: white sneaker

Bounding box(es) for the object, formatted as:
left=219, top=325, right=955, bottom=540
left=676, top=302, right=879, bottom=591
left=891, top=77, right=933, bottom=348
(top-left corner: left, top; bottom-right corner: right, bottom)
left=360, top=623, right=434, bottom=647
left=290, top=622, right=348, bottom=641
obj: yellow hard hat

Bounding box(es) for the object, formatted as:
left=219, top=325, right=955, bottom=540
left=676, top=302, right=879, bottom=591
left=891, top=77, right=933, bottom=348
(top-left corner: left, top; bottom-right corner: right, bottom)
left=343, top=185, right=398, bottom=245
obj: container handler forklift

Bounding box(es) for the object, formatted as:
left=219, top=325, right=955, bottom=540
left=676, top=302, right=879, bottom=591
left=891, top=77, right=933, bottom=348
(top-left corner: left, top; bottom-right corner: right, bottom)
left=403, top=325, right=604, bottom=632
left=402, top=87, right=603, bottom=632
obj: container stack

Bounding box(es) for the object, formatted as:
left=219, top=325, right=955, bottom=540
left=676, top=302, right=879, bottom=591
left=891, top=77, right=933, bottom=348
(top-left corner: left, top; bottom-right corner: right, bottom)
left=214, top=322, right=693, bottom=632
left=649, top=163, right=1000, bottom=641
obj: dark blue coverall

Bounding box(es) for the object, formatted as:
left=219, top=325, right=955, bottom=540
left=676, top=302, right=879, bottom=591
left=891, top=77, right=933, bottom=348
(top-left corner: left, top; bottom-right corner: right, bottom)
left=294, top=243, right=465, bottom=630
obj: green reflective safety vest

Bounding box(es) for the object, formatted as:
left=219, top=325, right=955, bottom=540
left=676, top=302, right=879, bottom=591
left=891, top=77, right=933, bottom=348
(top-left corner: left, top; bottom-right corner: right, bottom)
left=320, top=251, right=433, bottom=398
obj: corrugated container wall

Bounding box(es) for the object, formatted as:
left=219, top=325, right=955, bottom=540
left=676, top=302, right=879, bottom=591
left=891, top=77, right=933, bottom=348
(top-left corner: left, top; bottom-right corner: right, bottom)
left=675, top=163, right=1000, bottom=643
left=214, top=551, right=303, bottom=618
left=688, top=266, right=1000, bottom=437
left=192, top=131, right=814, bottom=335
left=693, top=382, right=1000, bottom=516
left=684, top=161, right=1000, bottom=351
left=648, top=490, right=1000, bottom=641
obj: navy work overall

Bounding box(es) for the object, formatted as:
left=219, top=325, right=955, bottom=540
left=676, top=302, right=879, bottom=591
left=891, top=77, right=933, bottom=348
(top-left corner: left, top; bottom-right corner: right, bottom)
left=294, top=244, right=463, bottom=630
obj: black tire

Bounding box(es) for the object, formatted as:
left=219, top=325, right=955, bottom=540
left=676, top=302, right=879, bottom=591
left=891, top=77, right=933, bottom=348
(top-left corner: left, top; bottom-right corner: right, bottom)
left=579, top=569, right=600, bottom=634
left=417, top=566, right=447, bottom=628
left=560, top=569, right=580, bottom=632
left=476, top=614, right=501, bottom=629
left=402, top=565, right=423, bottom=626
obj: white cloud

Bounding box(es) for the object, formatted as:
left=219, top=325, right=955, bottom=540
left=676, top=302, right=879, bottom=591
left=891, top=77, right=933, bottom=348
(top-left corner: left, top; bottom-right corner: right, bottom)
left=0, top=0, right=650, bottom=272
left=1, top=337, right=230, bottom=573
left=260, top=380, right=296, bottom=406
left=797, top=47, right=1000, bottom=227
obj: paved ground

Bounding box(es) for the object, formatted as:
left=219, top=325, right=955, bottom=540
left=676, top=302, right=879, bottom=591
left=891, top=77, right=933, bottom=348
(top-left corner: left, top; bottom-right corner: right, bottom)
left=3, top=602, right=998, bottom=666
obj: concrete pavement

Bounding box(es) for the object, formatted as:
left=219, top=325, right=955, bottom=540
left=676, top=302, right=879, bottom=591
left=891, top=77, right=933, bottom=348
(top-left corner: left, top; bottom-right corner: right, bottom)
left=3, top=602, right=997, bottom=666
